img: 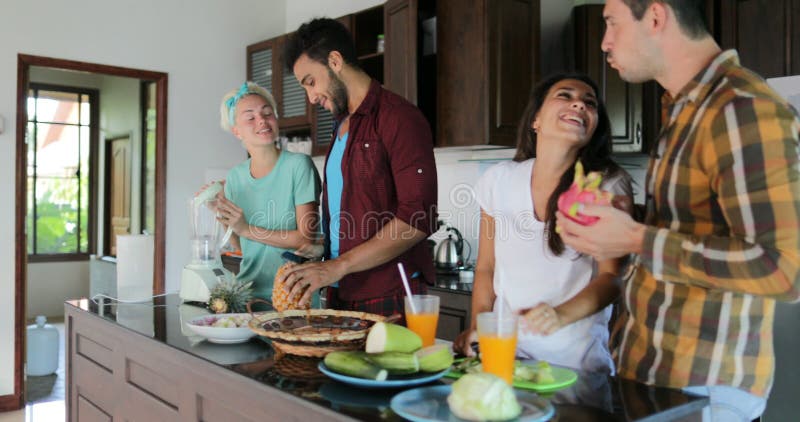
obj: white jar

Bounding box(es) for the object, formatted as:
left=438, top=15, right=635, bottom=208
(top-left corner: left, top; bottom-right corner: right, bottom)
left=26, top=315, right=59, bottom=376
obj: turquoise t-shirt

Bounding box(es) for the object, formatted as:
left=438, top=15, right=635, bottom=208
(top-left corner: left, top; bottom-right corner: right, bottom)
left=224, top=151, right=321, bottom=304
left=326, top=132, right=348, bottom=259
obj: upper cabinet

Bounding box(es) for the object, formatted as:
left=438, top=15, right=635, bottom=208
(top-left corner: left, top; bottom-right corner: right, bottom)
left=246, top=8, right=386, bottom=156
left=384, top=0, right=418, bottom=104
left=573, top=4, right=646, bottom=154
left=437, top=0, right=540, bottom=147
left=710, top=0, right=800, bottom=79
left=247, top=36, right=312, bottom=131
left=248, top=1, right=540, bottom=152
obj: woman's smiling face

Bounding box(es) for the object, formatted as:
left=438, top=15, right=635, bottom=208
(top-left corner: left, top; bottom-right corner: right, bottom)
left=531, top=79, right=599, bottom=148
left=232, top=94, right=278, bottom=146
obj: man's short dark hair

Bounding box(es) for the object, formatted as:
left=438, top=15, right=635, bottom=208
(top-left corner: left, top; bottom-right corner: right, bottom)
left=283, top=18, right=360, bottom=71
left=623, top=0, right=709, bottom=39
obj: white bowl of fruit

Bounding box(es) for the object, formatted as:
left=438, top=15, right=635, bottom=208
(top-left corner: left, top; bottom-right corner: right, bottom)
left=186, top=313, right=255, bottom=344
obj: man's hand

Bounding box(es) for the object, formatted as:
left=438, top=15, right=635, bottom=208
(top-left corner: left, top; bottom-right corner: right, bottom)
left=280, top=260, right=347, bottom=307
left=556, top=203, right=645, bottom=261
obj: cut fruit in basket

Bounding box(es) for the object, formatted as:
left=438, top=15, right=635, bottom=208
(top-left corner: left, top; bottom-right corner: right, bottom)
left=272, top=262, right=311, bottom=312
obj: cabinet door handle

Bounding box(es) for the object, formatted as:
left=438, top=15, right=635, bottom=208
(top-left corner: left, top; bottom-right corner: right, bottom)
left=635, top=123, right=642, bottom=146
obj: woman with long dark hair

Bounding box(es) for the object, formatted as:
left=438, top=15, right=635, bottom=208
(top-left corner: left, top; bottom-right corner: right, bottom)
left=453, top=74, right=633, bottom=374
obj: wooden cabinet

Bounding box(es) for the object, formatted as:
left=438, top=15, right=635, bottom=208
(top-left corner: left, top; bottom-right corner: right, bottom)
left=711, top=0, right=800, bottom=79
left=437, top=0, right=540, bottom=147
left=384, top=0, right=418, bottom=104
left=573, top=4, right=648, bottom=153
left=430, top=286, right=472, bottom=342
left=66, top=302, right=349, bottom=421
left=247, top=36, right=311, bottom=131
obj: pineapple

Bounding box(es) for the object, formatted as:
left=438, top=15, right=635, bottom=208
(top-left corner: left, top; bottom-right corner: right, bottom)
left=207, top=279, right=254, bottom=314
left=272, top=263, right=311, bottom=312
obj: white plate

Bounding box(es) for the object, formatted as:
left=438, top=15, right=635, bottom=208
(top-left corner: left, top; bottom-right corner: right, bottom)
left=391, top=385, right=554, bottom=422
left=186, top=313, right=255, bottom=344
left=318, top=362, right=448, bottom=389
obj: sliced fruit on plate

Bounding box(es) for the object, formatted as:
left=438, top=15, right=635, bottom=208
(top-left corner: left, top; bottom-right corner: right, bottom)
left=365, top=322, right=422, bottom=353
left=416, top=344, right=455, bottom=372
left=324, top=351, right=388, bottom=381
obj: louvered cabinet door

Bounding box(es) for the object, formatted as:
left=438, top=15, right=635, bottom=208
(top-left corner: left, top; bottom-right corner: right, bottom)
left=275, top=34, right=312, bottom=129
left=247, top=38, right=276, bottom=102
left=313, top=104, right=335, bottom=156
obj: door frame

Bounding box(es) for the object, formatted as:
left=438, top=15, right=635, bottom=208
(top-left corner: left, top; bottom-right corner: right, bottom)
left=7, top=54, right=168, bottom=411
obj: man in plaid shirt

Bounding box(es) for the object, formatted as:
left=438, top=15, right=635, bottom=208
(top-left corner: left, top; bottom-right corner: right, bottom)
left=557, top=0, right=800, bottom=420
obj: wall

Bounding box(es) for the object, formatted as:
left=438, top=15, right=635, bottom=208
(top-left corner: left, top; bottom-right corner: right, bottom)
left=26, top=263, right=89, bottom=321
left=0, top=0, right=285, bottom=397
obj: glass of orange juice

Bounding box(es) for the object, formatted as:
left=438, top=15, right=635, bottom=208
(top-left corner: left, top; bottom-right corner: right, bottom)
left=476, top=311, right=518, bottom=384
left=404, top=295, right=439, bottom=347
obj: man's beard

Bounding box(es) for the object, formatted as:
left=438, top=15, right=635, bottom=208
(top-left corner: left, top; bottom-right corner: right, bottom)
left=327, top=68, right=349, bottom=118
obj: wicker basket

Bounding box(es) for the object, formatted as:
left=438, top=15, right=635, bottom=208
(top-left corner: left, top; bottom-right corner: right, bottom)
left=247, top=301, right=388, bottom=357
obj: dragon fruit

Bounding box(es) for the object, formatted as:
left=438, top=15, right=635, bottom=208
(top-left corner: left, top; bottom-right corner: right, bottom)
left=556, top=161, right=613, bottom=226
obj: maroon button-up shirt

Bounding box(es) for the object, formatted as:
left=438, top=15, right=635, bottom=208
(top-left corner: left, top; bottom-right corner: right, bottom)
left=323, top=80, right=438, bottom=301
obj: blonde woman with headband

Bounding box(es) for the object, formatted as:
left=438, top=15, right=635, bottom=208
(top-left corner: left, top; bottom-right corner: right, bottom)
left=214, top=81, right=321, bottom=304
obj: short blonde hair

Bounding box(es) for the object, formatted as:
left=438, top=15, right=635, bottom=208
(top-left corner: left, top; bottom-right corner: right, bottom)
left=219, top=81, right=279, bottom=132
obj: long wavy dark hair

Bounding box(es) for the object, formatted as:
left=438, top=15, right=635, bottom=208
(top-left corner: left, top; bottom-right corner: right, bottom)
left=513, top=73, right=621, bottom=255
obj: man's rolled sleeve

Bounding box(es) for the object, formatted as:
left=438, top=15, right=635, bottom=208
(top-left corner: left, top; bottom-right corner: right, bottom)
left=382, top=105, right=438, bottom=236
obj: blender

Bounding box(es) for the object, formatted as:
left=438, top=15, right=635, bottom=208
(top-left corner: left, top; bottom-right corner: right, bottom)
left=179, top=183, right=234, bottom=303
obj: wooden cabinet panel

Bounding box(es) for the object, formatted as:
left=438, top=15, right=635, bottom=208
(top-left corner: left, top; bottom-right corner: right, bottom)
left=438, top=0, right=488, bottom=147
left=714, top=0, right=799, bottom=79
left=384, top=0, right=419, bottom=104
left=574, top=4, right=644, bottom=153
left=430, top=288, right=472, bottom=342
left=488, top=0, right=539, bottom=146
left=793, top=0, right=800, bottom=74
left=77, top=395, right=111, bottom=422
left=438, top=0, right=539, bottom=147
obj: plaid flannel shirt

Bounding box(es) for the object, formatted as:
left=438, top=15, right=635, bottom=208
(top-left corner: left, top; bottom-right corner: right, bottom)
left=612, top=50, right=800, bottom=396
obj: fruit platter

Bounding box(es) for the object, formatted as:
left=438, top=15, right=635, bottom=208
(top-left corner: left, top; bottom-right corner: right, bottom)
left=186, top=313, right=255, bottom=344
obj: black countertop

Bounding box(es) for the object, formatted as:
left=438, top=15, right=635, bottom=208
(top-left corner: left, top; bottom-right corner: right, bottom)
left=67, top=295, right=707, bottom=421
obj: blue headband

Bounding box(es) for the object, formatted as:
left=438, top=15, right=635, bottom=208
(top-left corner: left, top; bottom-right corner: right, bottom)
left=225, top=82, right=250, bottom=127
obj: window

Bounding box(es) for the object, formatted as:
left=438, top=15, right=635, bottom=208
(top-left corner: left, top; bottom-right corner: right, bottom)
left=27, top=84, right=97, bottom=261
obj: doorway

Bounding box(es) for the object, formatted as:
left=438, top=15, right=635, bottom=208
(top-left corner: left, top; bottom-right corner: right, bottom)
left=8, top=54, right=168, bottom=411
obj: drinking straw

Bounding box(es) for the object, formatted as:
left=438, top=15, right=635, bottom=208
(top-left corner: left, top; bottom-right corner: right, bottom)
left=397, top=262, right=417, bottom=314
left=495, top=266, right=504, bottom=333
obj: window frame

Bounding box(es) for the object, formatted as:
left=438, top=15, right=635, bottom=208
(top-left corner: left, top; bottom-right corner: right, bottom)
left=26, top=82, right=99, bottom=262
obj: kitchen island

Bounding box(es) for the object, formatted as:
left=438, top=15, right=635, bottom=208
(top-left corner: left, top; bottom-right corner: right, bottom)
left=65, top=295, right=707, bottom=421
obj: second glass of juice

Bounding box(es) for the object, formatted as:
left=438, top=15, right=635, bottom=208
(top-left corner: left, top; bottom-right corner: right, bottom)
left=404, top=295, right=439, bottom=347
left=476, top=311, right=518, bottom=384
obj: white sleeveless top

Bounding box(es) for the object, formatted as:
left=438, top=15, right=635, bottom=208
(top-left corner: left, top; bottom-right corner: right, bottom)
left=475, top=158, right=631, bottom=374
